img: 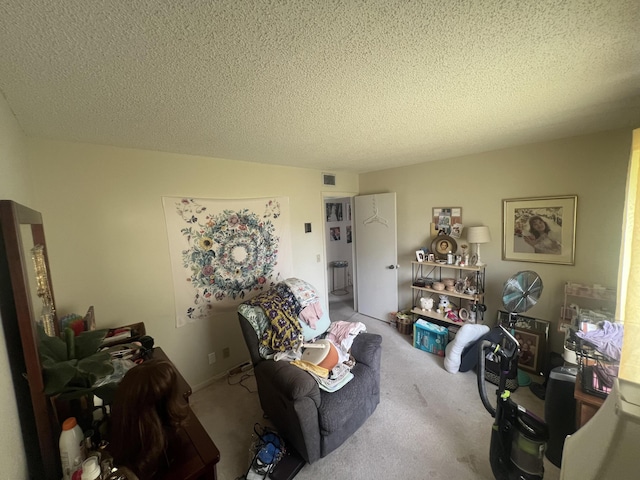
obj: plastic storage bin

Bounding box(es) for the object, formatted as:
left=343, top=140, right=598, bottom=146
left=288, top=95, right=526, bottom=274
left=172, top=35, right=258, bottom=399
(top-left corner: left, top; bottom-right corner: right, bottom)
left=413, top=319, right=448, bottom=356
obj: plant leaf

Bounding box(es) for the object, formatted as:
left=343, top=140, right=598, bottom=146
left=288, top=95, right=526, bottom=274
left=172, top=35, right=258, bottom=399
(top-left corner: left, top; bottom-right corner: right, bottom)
left=42, top=360, right=79, bottom=395
left=74, top=329, right=109, bottom=359
left=77, top=352, right=114, bottom=377
left=37, top=324, right=69, bottom=362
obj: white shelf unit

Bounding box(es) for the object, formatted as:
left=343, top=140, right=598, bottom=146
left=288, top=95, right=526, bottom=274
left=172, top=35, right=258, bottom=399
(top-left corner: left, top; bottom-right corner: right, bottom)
left=560, top=281, right=617, bottom=375
left=558, top=282, right=616, bottom=333
left=410, top=261, right=486, bottom=328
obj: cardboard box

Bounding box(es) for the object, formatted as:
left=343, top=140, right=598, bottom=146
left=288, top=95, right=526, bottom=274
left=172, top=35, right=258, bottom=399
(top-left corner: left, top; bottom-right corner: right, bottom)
left=413, top=319, right=448, bottom=356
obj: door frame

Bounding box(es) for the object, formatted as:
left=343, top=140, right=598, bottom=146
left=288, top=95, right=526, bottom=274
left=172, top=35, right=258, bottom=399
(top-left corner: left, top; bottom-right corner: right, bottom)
left=321, top=191, right=358, bottom=311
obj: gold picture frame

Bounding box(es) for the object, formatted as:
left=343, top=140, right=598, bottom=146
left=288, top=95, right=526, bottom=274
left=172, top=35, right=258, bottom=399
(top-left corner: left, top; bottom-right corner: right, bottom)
left=502, top=195, right=577, bottom=265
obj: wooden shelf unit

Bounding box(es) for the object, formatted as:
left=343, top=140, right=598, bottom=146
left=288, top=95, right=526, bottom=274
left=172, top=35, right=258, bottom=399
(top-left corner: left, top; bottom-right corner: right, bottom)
left=410, top=260, right=486, bottom=327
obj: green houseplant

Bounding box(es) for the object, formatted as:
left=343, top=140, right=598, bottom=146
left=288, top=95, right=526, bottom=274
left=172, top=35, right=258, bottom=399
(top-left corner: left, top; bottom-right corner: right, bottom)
left=37, top=325, right=115, bottom=400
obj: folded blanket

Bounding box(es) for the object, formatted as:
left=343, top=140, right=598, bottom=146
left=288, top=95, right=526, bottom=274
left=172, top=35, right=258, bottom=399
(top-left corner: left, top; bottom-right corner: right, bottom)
left=291, top=360, right=355, bottom=392
left=284, top=278, right=319, bottom=308
left=290, top=359, right=329, bottom=378
left=247, top=289, right=302, bottom=352
left=275, top=282, right=302, bottom=316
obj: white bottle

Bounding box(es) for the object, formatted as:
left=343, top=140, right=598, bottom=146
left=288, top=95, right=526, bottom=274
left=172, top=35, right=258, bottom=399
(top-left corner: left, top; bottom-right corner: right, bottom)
left=81, top=456, right=102, bottom=480
left=59, top=417, right=86, bottom=480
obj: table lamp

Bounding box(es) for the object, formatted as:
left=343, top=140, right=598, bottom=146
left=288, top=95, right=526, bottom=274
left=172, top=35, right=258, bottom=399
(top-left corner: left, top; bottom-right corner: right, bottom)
left=467, top=226, right=491, bottom=266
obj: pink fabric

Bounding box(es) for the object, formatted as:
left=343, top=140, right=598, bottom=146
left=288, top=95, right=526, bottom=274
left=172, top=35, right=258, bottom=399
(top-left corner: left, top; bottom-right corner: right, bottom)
left=326, top=321, right=366, bottom=351
left=299, top=302, right=323, bottom=329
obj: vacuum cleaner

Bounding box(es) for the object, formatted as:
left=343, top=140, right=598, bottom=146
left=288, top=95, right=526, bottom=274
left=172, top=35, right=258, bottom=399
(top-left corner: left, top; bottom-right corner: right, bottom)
left=478, top=321, right=549, bottom=479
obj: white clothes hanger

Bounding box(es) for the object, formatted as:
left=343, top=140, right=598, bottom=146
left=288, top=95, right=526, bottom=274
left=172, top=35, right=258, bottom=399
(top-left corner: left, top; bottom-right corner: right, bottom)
left=363, top=195, right=389, bottom=227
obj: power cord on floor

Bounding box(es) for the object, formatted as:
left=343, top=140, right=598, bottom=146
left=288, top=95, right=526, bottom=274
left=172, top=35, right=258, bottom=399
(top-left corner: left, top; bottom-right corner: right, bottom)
left=227, top=369, right=257, bottom=393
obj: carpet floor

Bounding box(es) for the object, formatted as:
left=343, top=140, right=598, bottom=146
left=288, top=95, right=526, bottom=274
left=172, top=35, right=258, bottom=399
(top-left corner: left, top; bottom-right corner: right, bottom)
left=190, top=289, right=561, bottom=480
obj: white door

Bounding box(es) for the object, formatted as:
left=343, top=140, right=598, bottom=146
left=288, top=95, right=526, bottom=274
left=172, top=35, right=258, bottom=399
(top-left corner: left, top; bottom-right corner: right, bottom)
left=354, top=193, right=398, bottom=320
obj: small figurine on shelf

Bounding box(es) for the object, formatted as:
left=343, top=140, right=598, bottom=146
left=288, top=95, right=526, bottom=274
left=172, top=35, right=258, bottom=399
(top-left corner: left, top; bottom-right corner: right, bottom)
left=419, top=297, right=434, bottom=311
left=460, top=244, right=469, bottom=266
left=463, top=275, right=477, bottom=295
left=437, top=295, right=451, bottom=314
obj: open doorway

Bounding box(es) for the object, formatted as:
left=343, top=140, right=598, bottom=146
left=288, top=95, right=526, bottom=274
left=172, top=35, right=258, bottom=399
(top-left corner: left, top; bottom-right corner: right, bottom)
left=323, top=196, right=356, bottom=321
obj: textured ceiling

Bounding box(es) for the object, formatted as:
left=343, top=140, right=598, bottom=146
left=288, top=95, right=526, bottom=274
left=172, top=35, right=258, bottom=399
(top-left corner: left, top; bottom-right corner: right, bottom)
left=0, top=1, right=639, bottom=173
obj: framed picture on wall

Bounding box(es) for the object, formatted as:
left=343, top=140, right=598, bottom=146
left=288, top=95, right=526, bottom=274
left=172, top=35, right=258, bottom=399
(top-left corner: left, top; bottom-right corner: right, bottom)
left=326, top=202, right=343, bottom=222
left=502, top=195, right=577, bottom=265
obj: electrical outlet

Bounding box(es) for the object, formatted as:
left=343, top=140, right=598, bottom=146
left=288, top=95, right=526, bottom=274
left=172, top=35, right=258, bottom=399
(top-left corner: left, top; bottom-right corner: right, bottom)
left=208, top=352, right=216, bottom=364
left=223, top=347, right=230, bottom=359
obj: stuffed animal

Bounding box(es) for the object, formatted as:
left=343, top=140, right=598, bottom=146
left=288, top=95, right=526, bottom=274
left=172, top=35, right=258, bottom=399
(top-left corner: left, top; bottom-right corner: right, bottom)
left=419, top=297, right=434, bottom=311
left=438, top=295, right=450, bottom=313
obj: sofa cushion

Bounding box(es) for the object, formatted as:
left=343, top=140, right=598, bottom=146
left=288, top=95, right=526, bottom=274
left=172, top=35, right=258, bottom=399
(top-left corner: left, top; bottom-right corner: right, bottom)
left=317, top=363, right=375, bottom=434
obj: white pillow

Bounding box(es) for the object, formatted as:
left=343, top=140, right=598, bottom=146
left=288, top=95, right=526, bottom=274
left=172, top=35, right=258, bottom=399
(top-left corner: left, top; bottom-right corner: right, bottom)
left=444, top=324, right=490, bottom=374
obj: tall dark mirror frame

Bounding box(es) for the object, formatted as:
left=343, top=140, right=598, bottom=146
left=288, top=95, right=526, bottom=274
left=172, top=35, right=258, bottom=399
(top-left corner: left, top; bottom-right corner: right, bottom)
left=0, top=200, right=61, bottom=479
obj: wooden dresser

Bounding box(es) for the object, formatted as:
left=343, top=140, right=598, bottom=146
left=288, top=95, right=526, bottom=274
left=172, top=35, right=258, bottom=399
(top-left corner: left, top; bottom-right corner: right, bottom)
left=574, top=374, right=605, bottom=428
left=150, top=347, right=220, bottom=480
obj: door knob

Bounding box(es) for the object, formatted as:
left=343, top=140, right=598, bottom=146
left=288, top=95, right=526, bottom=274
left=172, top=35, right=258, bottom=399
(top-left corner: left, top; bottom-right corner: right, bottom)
left=387, top=264, right=399, bottom=269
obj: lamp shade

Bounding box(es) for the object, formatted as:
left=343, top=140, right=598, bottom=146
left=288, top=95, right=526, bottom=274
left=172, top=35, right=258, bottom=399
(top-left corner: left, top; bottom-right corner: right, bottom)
left=467, top=226, right=491, bottom=244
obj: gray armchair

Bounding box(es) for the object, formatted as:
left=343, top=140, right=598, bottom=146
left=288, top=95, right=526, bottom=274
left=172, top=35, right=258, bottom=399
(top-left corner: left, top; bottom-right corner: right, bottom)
left=238, top=312, right=382, bottom=464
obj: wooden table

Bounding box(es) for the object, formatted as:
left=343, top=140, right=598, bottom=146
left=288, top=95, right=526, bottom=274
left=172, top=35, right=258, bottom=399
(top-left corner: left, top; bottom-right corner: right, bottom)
left=151, top=348, right=220, bottom=480
left=574, top=373, right=605, bottom=428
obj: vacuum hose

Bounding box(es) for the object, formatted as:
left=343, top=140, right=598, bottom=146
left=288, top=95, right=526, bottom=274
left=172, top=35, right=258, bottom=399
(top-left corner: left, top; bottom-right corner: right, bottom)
left=477, top=340, right=496, bottom=418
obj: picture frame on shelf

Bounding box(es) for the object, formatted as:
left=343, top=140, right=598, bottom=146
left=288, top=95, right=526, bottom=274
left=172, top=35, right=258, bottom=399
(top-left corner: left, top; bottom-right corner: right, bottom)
left=432, top=207, right=462, bottom=235
left=502, top=195, right=577, bottom=265
left=416, top=250, right=425, bottom=262
left=427, top=253, right=435, bottom=262
left=450, top=223, right=464, bottom=238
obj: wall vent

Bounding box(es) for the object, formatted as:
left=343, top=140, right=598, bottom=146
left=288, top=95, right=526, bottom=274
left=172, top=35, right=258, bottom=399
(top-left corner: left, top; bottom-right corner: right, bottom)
left=323, top=173, right=336, bottom=186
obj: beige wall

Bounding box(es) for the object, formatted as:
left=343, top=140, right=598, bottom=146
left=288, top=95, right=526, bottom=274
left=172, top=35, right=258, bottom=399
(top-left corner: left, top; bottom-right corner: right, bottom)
left=27, top=139, right=358, bottom=389
left=0, top=95, right=31, bottom=479
left=360, top=129, right=632, bottom=355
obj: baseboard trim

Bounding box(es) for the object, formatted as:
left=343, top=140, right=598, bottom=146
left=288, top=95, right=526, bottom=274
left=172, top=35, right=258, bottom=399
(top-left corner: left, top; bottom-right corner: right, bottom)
left=191, top=358, right=253, bottom=393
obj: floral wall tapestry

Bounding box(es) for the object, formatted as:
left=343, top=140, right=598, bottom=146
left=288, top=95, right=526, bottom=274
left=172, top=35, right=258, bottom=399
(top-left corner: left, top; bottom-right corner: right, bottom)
left=162, top=196, right=293, bottom=327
